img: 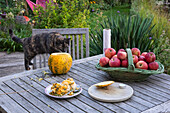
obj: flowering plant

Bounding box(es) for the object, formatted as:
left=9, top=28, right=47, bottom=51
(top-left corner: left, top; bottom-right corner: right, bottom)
left=89, top=1, right=100, bottom=12
left=33, top=0, right=90, bottom=28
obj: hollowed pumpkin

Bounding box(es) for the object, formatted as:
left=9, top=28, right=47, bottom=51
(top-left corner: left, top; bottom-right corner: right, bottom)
left=48, top=53, right=72, bottom=74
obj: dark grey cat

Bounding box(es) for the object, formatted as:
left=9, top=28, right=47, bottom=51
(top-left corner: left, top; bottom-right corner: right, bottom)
left=9, top=29, right=71, bottom=70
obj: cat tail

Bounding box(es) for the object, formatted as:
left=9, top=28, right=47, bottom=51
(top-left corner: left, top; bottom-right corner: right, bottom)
left=9, top=29, right=23, bottom=44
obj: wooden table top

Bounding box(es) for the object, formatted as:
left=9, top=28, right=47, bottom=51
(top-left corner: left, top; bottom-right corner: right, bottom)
left=0, top=55, right=170, bottom=113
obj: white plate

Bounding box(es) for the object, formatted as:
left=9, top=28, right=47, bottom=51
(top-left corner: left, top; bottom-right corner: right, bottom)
left=45, top=84, right=82, bottom=99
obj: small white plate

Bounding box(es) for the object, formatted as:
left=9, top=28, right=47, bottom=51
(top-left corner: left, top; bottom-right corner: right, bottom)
left=45, top=84, right=82, bottom=99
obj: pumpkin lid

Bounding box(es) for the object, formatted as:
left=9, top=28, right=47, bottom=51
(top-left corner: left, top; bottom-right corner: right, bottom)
left=95, top=81, right=114, bottom=88
left=51, top=53, right=71, bottom=55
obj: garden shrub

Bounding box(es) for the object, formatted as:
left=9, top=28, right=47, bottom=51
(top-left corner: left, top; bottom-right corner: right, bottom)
left=103, top=0, right=131, bottom=7
left=33, top=0, right=90, bottom=29
left=131, top=0, right=170, bottom=74
left=0, top=0, right=33, bottom=53
left=0, top=0, right=28, bottom=16
left=0, top=12, right=32, bottom=53
left=89, top=0, right=111, bottom=12
left=90, top=14, right=158, bottom=56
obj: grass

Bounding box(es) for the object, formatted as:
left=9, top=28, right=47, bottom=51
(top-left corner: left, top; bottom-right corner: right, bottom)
left=130, top=0, right=170, bottom=74
left=88, top=4, right=131, bottom=30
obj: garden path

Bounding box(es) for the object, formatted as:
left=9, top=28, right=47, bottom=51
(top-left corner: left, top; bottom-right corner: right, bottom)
left=0, top=52, right=25, bottom=77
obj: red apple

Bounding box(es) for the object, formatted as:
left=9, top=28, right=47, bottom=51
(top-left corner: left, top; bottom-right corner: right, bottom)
left=136, top=61, right=148, bottom=70
left=131, top=48, right=141, bottom=56
left=132, top=55, right=138, bottom=64
left=111, top=55, right=117, bottom=58
left=138, top=55, right=145, bottom=61
left=118, top=49, right=126, bottom=53
left=145, top=52, right=156, bottom=63
left=122, top=59, right=128, bottom=67
left=99, top=57, right=110, bottom=67
left=109, top=58, right=121, bottom=67
left=117, top=51, right=127, bottom=60
left=105, top=48, right=116, bottom=59
left=141, top=52, right=147, bottom=57
left=149, top=62, right=159, bottom=70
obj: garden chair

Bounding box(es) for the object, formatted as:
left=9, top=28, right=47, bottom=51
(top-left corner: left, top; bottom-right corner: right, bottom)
left=32, top=28, right=89, bottom=69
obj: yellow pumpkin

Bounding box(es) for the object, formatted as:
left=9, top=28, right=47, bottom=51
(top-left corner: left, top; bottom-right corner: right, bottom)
left=48, top=53, right=72, bottom=74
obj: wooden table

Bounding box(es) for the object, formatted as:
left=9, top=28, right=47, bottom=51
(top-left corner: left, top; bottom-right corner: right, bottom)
left=0, top=55, right=170, bottom=113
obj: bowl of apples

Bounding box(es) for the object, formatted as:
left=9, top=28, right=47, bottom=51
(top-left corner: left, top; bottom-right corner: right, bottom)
left=96, top=48, right=164, bottom=82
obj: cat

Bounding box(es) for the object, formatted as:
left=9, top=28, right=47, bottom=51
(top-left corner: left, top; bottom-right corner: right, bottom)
left=9, top=29, right=71, bottom=70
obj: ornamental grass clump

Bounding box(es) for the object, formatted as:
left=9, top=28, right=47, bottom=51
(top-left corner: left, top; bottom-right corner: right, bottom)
left=90, top=14, right=158, bottom=56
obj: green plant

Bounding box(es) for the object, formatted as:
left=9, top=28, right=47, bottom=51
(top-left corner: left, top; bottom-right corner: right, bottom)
left=104, top=0, right=130, bottom=7
left=0, top=0, right=28, bottom=16
left=89, top=0, right=111, bottom=12
left=89, top=1, right=100, bottom=12
left=88, top=4, right=130, bottom=31
left=90, top=14, right=158, bottom=56
left=131, top=0, right=170, bottom=39
left=33, top=0, right=90, bottom=29
left=0, top=13, right=32, bottom=53
left=154, top=31, right=170, bottom=74
left=130, top=0, right=170, bottom=74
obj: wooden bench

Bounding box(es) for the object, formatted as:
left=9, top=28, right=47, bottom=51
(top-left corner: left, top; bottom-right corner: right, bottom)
left=32, top=28, right=89, bottom=69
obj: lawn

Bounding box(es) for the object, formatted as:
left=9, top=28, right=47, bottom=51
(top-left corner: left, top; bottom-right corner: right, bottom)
left=88, top=4, right=131, bottom=30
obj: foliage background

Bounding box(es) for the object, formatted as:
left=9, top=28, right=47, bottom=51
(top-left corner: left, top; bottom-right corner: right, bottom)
left=130, top=0, right=170, bottom=74
left=0, top=0, right=169, bottom=74
left=33, top=0, right=90, bottom=29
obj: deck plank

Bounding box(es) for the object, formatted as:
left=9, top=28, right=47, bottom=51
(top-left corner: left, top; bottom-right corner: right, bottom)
left=32, top=70, right=129, bottom=113
left=141, top=81, right=170, bottom=94
left=72, top=62, right=165, bottom=107
left=86, top=60, right=170, bottom=102
left=0, top=82, right=42, bottom=113
left=129, top=85, right=168, bottom=102
left=0, top=89, right=28, bottom=113
left=47, top=72, right=141, bottom=113
left=154, top=74, right=170, bottom=81
left=80, top=62, right=109, bottom=76
left=79, top=66, right=160, bottom=105
left=75, top=62, right=169, bottom=104
left=70, top=68, right=101, bottom=83
left=141, top=100, right=170, bottom=113
left=71, top=66, right=109, bottom=81
left=149, top=75, right=170, bottom=85
left=125, top=96, right=152, bottom=111
left=131, top=83, right=170, bottom=99
left=20, top=76, right=85, bottom=113
left=133, top=91, right=162, bottom=105
left=146, top=78, right=170, bottom=90
left=12, top=78, right=71, bottom=113
left=42, top=73, right=129, bottom=113
left=3, top=80, right=56, bottom=113
left=28, top=74, right=101, bottom=113
left=73, top=63, right=111, bottom=79
left=71, top=64, right=154, bottom=111
left=114, top=102, right=140, bottom=113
